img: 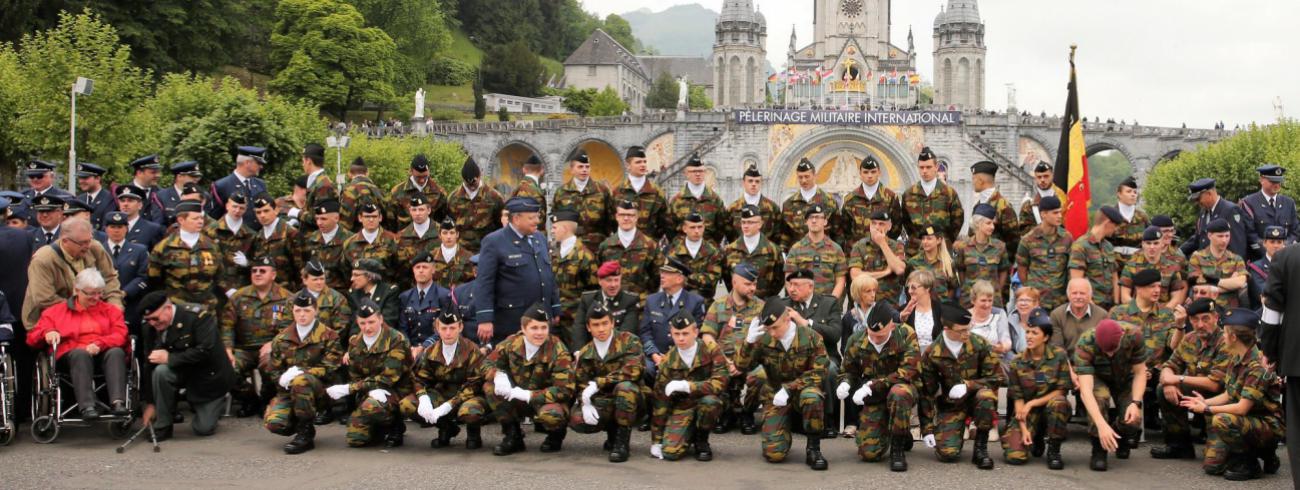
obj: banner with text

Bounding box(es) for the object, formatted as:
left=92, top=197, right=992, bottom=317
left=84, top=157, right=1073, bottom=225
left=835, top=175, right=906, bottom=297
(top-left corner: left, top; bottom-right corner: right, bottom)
left=733, top=109, right=963, bottom=126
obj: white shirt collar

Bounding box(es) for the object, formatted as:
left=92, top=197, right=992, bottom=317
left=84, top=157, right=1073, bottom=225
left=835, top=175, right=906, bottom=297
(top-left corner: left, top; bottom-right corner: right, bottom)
left=869, top=330, right=893, bottom=353
left=362, top=332, right=379, bottom=349
left=943, top=335, right=964, bottom=357
left=678, top=342, right=698, bottom=368
left=321, top=227, right=338, bottom=243
left=295, top=321, right=316, bottom=341
left=684, top=238, right=702, bottom=257
left=262, top=218, right=279, bottom=239
left=617, top=229, right=636, bottom=248
left=179, top=230, right=200, bottom=248
left=559, top=235, right=577, bottom=258
left=413, top=220, right=430, bottom=238
left=441, top=341, right=457, bottom=364
left=743, top=192, right=761, bottom=206
left=742, top=233, right=760, bottom=253
left=861, top=182, right=879, bottom=199
left=224, top=214, right=243, bottom=231
left=573, top=178, right=589, bottom=192
left=779, top=323, right=797, bottom=350
left=594, top=336, right=612, bottom=359
left=920, top=178, right=938, bottom=196
left=133, top=179, right=151, bottom=191
left=524, top=341, right=541, bottom=361
left=1038, top=187, right=1055, bottom=198
left=128, top=216, right=140, bottom=229
left=976, top=188, right=994, bottom=203
left=306, top=168, right=325, bottom=188
left=628, top=174, right=646, bottom=193
left=441, top=244, right=458, bottom=262
left=361, top=228, right=380, bottom=244
left=409, top=177, right=426, bottom=192
left=799, top=186, right=816, bottom=201
left=308, top=290, right=321, bottom=299
left=686, top=182, right=705, bottom=199
left=463, top=184, right=479, bottom=200
left=1118, top=203, right=1136, bottom=221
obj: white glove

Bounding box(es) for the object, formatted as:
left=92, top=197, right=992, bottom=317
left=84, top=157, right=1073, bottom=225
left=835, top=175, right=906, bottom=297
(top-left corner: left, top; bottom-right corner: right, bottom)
left=650, top=443, right=664, bottom=460
left=852, top=381, right=873, bottom=406
left=232, top=251, right=249, bottom=267
left=947, top=383, right=967, bottom=400
left=225, top=288, right=237, bottom=299
left=664, top=380, right=690, bottom=397
left=287, top=207, right=301, bottom=219
left=581, top=403, right=601, bottom=425
left=368, top=389, right=390, bottom=404
left=325, top=384, right=350, bottom=400
left=417, top=395, right=437, bottom=424
left=923, top=434, right=937, bottom=448
left=278, top=366, right=303, bottom=389
left=431, top=402, right=453, bottom=423
left=493, top=372, right=512, bottom=397
left=745, top=319, right=766, bottom=344
left=508, top=387, right=532, bottom=403
left=835, top=382, right=850, bottom=400
left=582, top=381, right=599, bottom=405
left=772, top=387, right=789, bottom=407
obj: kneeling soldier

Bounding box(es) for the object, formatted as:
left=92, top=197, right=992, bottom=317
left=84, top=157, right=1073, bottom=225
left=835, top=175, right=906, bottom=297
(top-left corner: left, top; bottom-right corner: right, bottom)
left=735, top=299, right=831, bottom=470
left=570, top=303, right=644, bottom=462
left=264, top=291, right=344, bottom=454
left=1074, top=319, right=1147, bottom=471
left=919, top=304, right=1005, bottom=470
left=403, top=309, right=488, bottom=449
left=650, top=312, right=728, bottom=461
left=1001, top=307, right=1071, bottom=469
left=486, top=303, right=575, bottom=455
left=836, top=303, right=919, bottom=471
left=326, top=300, right=412, bottom=448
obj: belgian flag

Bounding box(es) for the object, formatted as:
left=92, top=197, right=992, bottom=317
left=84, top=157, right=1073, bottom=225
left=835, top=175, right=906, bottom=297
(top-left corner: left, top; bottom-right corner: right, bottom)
left=1053, top=45, right=1091, bottom=238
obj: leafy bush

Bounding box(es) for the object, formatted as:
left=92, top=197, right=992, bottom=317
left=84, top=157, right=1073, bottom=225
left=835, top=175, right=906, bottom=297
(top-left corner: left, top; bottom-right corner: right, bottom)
left=429, top=56, right=477, bottom=86
left=332, top=133, right=466, bottom=192
left=427, top=109, right=464, bottom=121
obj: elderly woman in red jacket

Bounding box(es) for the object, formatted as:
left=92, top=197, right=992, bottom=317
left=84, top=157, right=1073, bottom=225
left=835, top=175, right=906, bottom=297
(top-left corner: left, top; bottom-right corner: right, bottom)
left=27, top=269, right=128, bottom=420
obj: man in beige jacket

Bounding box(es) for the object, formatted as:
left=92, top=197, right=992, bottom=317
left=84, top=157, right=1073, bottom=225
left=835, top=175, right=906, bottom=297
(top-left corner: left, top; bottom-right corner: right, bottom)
left=23, top=218, right=123, bottom=327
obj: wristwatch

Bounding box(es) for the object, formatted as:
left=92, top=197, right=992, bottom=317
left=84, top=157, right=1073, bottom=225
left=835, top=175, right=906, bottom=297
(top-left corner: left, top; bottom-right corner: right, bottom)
left=1130, top=400, right=1143, bottom=409
left=1179, top=374, right=1186, bottom=386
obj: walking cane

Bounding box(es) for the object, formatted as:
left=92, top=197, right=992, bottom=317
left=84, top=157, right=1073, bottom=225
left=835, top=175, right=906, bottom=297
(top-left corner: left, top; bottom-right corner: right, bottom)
left=117, top=421, right=160, bottom=453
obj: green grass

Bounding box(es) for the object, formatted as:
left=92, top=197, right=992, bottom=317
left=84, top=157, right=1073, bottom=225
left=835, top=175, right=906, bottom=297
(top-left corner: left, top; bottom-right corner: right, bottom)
left=540, top=56, right=564, bottom=80
left=447, top=29, right=484, bottom=65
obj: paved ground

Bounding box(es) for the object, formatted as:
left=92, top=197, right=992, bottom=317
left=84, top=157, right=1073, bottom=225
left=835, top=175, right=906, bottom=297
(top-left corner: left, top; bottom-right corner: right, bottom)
left=0, top=417, right=1291, bottom=489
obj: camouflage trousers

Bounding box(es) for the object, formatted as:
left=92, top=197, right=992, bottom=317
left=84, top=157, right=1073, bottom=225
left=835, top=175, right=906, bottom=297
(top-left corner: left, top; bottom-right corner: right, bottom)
left=1203, top=413, right=1283, bottom=472
left=855, top=383, right=917, bottom=462
left=932, top=387, right=998, bottom=462
left=999, top=394, right=1070, bottom=464
left=232, top=347, right=273, bottom=399
left=1159, top=384, right=1218, bottom=438
left=651, top=394, right=723, bottom=461
left=346, top=393, right=401, bottom=446
left=569, top=381, right=641, bottom=432
left=1086, top=378, right=1142, bottom=438
left=489, top=396, right=569, bottom=431
left=723, top=367, right=765, bottom=415
left=264, top=374, right=326, bottom=434
left=759, top=386, right=825, bottom=463
left=399, top=392, right=488, bottom=426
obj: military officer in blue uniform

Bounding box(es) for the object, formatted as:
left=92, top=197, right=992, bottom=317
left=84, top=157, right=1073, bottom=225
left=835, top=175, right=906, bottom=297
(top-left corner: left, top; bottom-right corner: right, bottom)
left=638, top=255, right=707, bottom=377
left=447, top=254, right=481, bottom=339
left=211, top=146, right=269, bottom=226
left=115, top=185, right=166, bottom=250
left=60, top=199, right=107, bottom=243
left=1182, top=178, right=1252, bottom=259
left=100, top=211, right=150, bottom=332
left=74, top=162, right=117, bottom=229
left=1238, top=164, right=1300, bottom=261
left=1247, top=225, right=1286, bottom=311
left=158, top=161, right=213, bottom=224
left=27, top=194, right=65, bottom=248
left=125, top=154, right=167, bottom=225
left=17, top=160, right=75, bottom=227
left=398, top=251, right=453, bottom=352
left=474, top=196, right=559, bottom=346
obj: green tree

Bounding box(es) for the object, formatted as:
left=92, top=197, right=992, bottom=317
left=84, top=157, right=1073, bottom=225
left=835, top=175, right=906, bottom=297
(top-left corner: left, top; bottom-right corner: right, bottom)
left=587, top=86, right=628, bottom=117
left=559, top=87, right=597, bottom=116
left=645, top=71, right=679, bottom=110
left=601, top=14, right=641, bottom=53
left=480, top=40, right=544, bottom=97
left=343, top=0, right=452, bottom=90
left=336, top=133, right=465, bottom=191
left=1086, top=150, right=1134, bottom=213
left=0, top=46, right=23, bottom=187
left=688, top=83, right=713, bottom=110
left=472, top=72, right=487, bottom=120
left=268, top=0, right=399, bottom=120
left=497, top=106, right=510, bottom=122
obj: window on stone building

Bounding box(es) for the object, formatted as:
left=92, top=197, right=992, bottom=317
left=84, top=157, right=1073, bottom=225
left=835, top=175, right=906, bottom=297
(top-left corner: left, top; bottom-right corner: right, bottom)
left=588, top=66, right=596, bottom=77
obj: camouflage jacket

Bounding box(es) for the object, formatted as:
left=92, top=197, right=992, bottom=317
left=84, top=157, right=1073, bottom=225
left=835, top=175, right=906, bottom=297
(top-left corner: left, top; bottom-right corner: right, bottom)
left=509, top=176, right=548, bottom=220
left=700, top=294, right=764, bottom=358
left=301, top=227, right=354, bottom=291
left=552, top=179, right=613, bottom=252
left=667, top=186, right=727, bottom=244
left=613, top=177, right=671, bottom=241
left=835, top=184, right=904, bottom=248
left=148, top=232, right=224, bottom=309
left=341, top=229, right=400, bottom=282
left=598, top=230, right=662, bottom=301
left=268, top=322, right=344, bottom=386
left=735, top=325, right=829, bottom=396
left=919, top=334, right=1005, bottom=432
left=848, top=235, right=906, bottom=307
left=431, top=245, right=476, bottom=287
left=299, top=172, right=338, bottom=233
left=1006, top=345, right=1071, bottom=403
left=972, top=191, right=1021, bottom=258
left=1119, top=251, right=1186, bottom=304
left=1162, top=326, right=1230, bottom=386
left=1108, top=301, right=1179, bottom=369
left=1187, top=248, right=1246, bottom=309
left=839, top=324, right=921, bottom=393
left=722, top=234, right=785, bottom=299
left=905, top=252, right=958, bottom=303
left=484, top=334, right=574, bottom=406
left=779, top=187, right=838, bottom=249
left=1015, top=224, right=1073, bottom=308
left=1223, top=347, right=1282, bottom=419
left=723, top=194, right=781, bottom=243
left=250, top=219, right=301, bottom=290
left=573, top=331, right=644, bottom=390
left=552, top=240, right=598, bottom=315
left=1071, top=324, right=1147, bottom=386
left=952, top=237, right=1009, bottom=304
left=1016, top=188, right=1066, bottom=237
left=665, top=237, right=724, bottom=299
left=394, top=222, right=440, bottom=282
left=1068, top=234, right=1118, bottom=307
left=301, top=286, right=352, bottom=334
left=339, top=175, right=386, bottom=232
left=345, top=325, right=413, bottom=396
left=203, top=216, right=255, bottom=292
left=411, top=338, right=485, bottom=408
left=446, top=184, right=505, bottom=252
left=1108, top=208, right=1151, bottom=253
left=651, top=339, right=729, bottom=442
left=386, top=178, right=449, bottom=233
left=901, top=180, right=965, bottom=255
left=221, top=284, right=292, bottom=349
left=786, top=235, right=847, bottom=298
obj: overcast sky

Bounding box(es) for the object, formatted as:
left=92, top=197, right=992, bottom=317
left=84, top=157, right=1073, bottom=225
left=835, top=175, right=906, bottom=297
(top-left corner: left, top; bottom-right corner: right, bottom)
left=583, top=0, right=1298, bottom=128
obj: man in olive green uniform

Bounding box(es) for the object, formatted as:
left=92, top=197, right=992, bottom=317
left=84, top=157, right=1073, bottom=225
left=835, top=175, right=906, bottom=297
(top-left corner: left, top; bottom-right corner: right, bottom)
left=1110, top=268, right=1183, bottom=429
left=700, top=263, right=765, bottom=435
left=1152, top=298, right=1230, bottom=460
left=848, top=210, right=907, bottom=307
left=300, top=199, right=353, bottom=292
left=222, top=256, right=292, bottom=417
left=299, top=259, right=353, bottom=334
left=431, top=217, right=475, bottom=287
left=836, top=303, right=919, bottom=471
left=338, top=157, right=386, bottom=232
left=1120, top=227, right=1187, bottom=309
left=1069, top=206, right=1124, bottom=310
left=402, top=310, right=488, bottom=450
left=835, top=155, right=904, bottom=251
left=901, top=148, right=964, bottom=257
left=250, top=194, right=300, bottom=290
left=664, top=211, right=723, bottom=301
left=723, top=165, right=781, bottom=243
left=446, top=157, right=505, bottom=252
left=326, top=300, right=412, bottom=448
left=667, top=154, right=726, bottom=244
left=205, top=192, right=255, bottom=301
left=779, top=158, right=838, bottom=249
left=1073, top=319, right=1147, bottom=471
left=1016, top=195, right=1073, bottom=310
left=485, top=304, right=575, bottom=455
left=919, top=304, right=1004, bottom=470
left=1109, top=176, right=1150, bottom=271
left=786, top=204, right=847, bottom=300
left=296, top=143, right=338, bottom=233
left=385, top=154, right=448, bottom=232
left=598, top=200, right=662, bottom=301
left=570, top=304, right=644, bottom=462
left=650, top=313, right=728, bottom=462
left=612, top=146, right=670, bottom=241
left=969, top=161, right=1021, bottom=257
left=264, top=291, right=344, bottom=454
left=723, top=205, right=785, bottom=299
left=1187, top=218, right=1248, bottom=309
left=509, top=155, right=548, bottom=220
left=552, top=150, right=612, bottom=253
left=149, top=200, right=224, bottom=310
left=394, top=195, right=440, bottom=288
left=1017, top=162, right=1065, bottom=236
left=341, top=203, right=400, bottom=284
left=551, top=210, right=597, bottom=346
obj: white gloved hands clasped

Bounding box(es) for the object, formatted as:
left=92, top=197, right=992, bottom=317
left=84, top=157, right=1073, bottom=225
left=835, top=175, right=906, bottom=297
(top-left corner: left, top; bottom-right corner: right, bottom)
left=431, top=402, right=453, bottom=423
left=650, top=443, right=664, bottom=460
left=278, top=366, right=303, bottom=389
left=417, top=395, right=437, bottom=424
left=508, top=387, right=532, bottom=403
left=664, top=380, right=691, bottom=397
left=947, top=383, right=968, bottom=400
left=325, top=384, right=350, bottom=400
left=493, top=372, right=512, bottom=397
left=852, top=381, right=873, bottom=406
left=368, top=389, right=390, bottom=404
left=772, top=387, right=790, bottom=407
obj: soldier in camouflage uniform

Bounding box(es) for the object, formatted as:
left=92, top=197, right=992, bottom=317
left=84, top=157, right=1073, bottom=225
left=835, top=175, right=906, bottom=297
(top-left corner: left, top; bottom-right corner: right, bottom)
left=1120, top=227, right=1187, bottom=308
left=338, top=157, right=387, bottom=232
left=401, top=310, right=488, bottom=450
left=299, top=259, right=353, bottom=334
left=485, top=304, right=575, bottom=455
left=550, top=210, right=597, bottom=345
left=205, top=192, right=255, bottom=299
left=394, top=195, right=440, bottom=288
left=1109, top=177, right=1151, bottom=271
left=385, top=154, right=448, bottom=233
left=734, top=299, right=831, bottom=470
left=552, top=149, right=613, bottom=253
left=999, top=309, right=1071, bottom=469
left=667, top=154, right=727, bottom=244
left=341, top=203, right=400, bottom=284
left=1072, top=319, right=1147, bottom=471
left=1016, top=196, right=1073, bottom=310
left=969, top=161, right=1021, bottom=257
left=700, top=264, right=765, bottom=435
left=222, top=256, right=292, bottom=417
left=1187, top=218, right=1248, bottom=309
left=264, top=291, right=344, bottom=454
left=612, top=146, right=670, bottom=241
left=299, top=199, right=353, bottom=292
left=149, top=200, right=224, bottom=310
left=848, top=211, right=908, bottom=308
left=326, top=300, right=412, bottom=448
left=431, top=217, right=476, bottom=287
left=250, top=194, right=301, bottom=291
left=919, top=304, right=1004, bottom=470
left=598, top=200, right=662, bottom=301
left=650, top=312, right=728, bottom=462
left=1069, top=206, right=1124, bottom=310
left=835, top=303, right=920, bottom=471
left=510, top=155, right=548, bottom=221
left=723, top=165, right=782, bottom=243
left=905, top=226, right=959, bottom=303
left=1111, top=268, right=1184, bottom=431
left=835, top=156, right=904, bottom=251
left=569, top=304, right=645, bottom=463
left=1017, top=162, right=1065, bottom=237
left=779, top=158, right=839, bottom=249
left=786, top=204, right=847, bottom=299
left=664, top=212, right=723, bottom=302
left=954, top=203, right=1010, bottom=306
left=1152, top=298, right=1231, bottom=460
left=723, top=205, right=785, bottom=299
left=1181, top=309, right=1283, bottom=480
left=446, top=157, right=505, bottom=253
left=298, top=143, right=338, bottom=234
left=901, top=148, right=965, bottom=257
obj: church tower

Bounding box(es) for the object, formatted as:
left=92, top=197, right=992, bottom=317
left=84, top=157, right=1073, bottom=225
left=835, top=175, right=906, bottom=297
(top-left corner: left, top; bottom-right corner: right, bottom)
left=932, top=0, right=985, bottom=110
left=713, top=0, right=767, bottom=108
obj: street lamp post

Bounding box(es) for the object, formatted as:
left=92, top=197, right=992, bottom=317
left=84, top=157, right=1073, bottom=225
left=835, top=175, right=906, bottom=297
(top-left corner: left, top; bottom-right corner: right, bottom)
left=326, top=135, right=351, bottom=187
left=68, top=77, right=94, bottom=192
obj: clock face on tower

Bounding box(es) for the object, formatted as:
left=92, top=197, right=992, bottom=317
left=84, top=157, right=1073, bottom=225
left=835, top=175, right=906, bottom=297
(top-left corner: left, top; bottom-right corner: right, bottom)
left=840, top=0, right=863, bottom=18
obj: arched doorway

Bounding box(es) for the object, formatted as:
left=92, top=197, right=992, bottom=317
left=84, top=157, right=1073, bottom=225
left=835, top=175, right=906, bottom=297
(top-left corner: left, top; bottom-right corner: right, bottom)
left=561, top=139, right=622, bottom=187
left=493, top=141, right=543, bottom=192
left=768, top=127, right=918, bottom=200
left=1086, top=144, right=1136, bottom=213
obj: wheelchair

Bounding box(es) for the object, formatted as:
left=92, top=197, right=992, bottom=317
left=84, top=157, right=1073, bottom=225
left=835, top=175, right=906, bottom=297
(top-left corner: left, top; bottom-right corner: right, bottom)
left=30, top=338, right=141, bottom=443
left=0, top=340, right=16, bottom=445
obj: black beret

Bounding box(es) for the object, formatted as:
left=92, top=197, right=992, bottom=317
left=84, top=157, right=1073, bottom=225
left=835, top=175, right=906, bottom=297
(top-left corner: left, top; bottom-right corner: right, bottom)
left=174, top=200, right=203, bottom=214
left=660, top=255, right=690, bottom=276
left=1185, top=298, right=1218, bottom=317
left=180, top=182, right=202, bottom=196
left=587, top=302, right=611, bottom=321
left=251, top=193, right=275, bottom=208
left=410, top=154, right=429, bottom=171
left=411, top=251, right=434, bottom=265
left=1033, top=161, right=1052, bottom=173
left=76, top=162, right=106, bottom=178
left=1206, top=218, right=1230, bottom=233
left=865, top=303, right=897, bottom=332
left=669, top=310, right=696, bottom=329
left=785, top=269, right=814, bottom=282
left=251, top=255, right=275, bottom=268
left=918, top=147, right=936, bottom=162
left=1118, top=176, right=1137, bottom=189
left=293, top=291, right=316, bottom=308
left=1132, top=268, right=1161, bottom=288
left=758, top=297, right=788, bottom=327
left=440, top=217, right=457, bottom=231
left=625, top=146, right=647, bottom=159
left=860, top=155, right=880, bottom=170
left=105, top=211, right=129, bottom=226
left=315, top=199, right=340, bottom=214
left=804, top=203, right=827, bottom=219
left=550, top=209, right=580, bottom=224
left=302, top=143, right=325, bottom=161
left=294, top=175, right=309, bottom=189
left=304, top=259, right=326, bottom=277
left=461, top=156, right=481, bottom=181
left=353, top=259, right=383, bottom=274
left=1189, top=274, right=1220, bottom=289
left=359, top=202, right=380, bottom=215
left=1142, top=226, right=1162, bottom=242
left=355, top=299, right=380, bottom=317
left=733, top=262, right=758, bottom=282
left=521, top=301, right=550, bottom=322
left=683, top=211, right=704, bottom=223
left=971, top=203, right=996, bottom=220
left=1100, top=206, right=1125, bottom=224
left=138, top=291, right=170, bottom=316
left=916, top=225, right=938, bottom=238
left=941, top=302, right=972, bottom=326
left=524, top=155, right=543, bottom=167
left=869, top=210, right=891, bottom=221
left=971, top=161, right=998, bottom=176
left=1038, top=195, right=1061, bottom=212
left=616, top=199, right=638, bottom=210
left=1264, top=225, right=1286, bottom=240
left=739, top=204, right=760, bottom=219
left=504, top=197, right=541, bottom=213
left=408, top=194, right=429, bottom=208
left=438, top=308, right=462, bottom=325
left=352, top=156, right=369, bottom=168
left=685, top=153, right=703, bottom=168
left=796, top=158, right=815, bottom=173
left=568, top=149, right=589, bottom=164
left=743, top=165, right=762, bottom=178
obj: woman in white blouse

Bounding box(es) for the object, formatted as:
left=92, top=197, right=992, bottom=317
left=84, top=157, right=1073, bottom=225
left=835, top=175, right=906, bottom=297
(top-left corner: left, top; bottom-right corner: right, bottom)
left=967, top=280, right=1013, bottom=362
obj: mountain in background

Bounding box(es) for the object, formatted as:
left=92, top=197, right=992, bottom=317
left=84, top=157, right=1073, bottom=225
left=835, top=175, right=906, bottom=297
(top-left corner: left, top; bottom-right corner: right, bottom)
left=621, top=4, right=718, bottom=56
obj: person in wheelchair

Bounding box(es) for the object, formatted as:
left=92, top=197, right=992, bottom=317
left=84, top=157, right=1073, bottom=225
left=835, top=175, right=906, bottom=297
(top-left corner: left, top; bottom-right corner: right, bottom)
left=25, top=269, right=128, bottom=420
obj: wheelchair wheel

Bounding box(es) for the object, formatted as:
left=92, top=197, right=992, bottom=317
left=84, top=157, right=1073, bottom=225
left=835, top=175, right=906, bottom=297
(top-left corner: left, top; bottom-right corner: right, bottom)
left=0, top=426, right=13, bottom=446
left=30, top=415, right=58, bottom=443
left=108, top=418, right=133, bottom=439
left=0, top=353, right=14, bottom=445
left=30, top=354, right=53, bottom=426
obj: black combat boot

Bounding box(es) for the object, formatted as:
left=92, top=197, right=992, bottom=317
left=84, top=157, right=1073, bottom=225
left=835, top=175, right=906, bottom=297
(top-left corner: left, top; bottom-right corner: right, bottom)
left=740, top=411, right=759, bottom=435
left=972, top=430, right=994, bottom=469
left=236, top=394, right=262, bottom=418
left=602, top=424, right=617, bottom=451
left=465, top=424, right=483, bottom=450
left=1089, top=437, right=1108, bottom=471
left=1224, top=454, right=1262, bottom=481
left=1045, top=438, right=1064, bottom=470
left=610, top=426, right=631, bottom=463
left=805, top=435, right=828, bottom=470
left=384, top=418, right=405, bottom=448
left=889, top=435, right=909, bottom=472
left=493, top=422, right=524, bottom=456
left=539, top=427, right=566, bottom=453
left=1030, top=433, right=1045, bottom=458
left=284, top=421, right=316, bottom=455
left=431, top=419, right=460, bottom=448
left=1259, top=446, right=1281, bottom=474
left=313, top=400, right=335, bottom=425
left=694, top=429, right=713, bottom=462
left=1115, top=434, right=1131, bottom=460
left=712, top=412, right=733, bottom=434
left=1150, top=434, right=1196, bottom=459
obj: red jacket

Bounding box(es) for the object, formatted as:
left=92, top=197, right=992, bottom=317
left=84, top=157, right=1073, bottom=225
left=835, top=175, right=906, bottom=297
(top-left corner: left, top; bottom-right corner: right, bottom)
left=27, top=298, right=127, bottom=360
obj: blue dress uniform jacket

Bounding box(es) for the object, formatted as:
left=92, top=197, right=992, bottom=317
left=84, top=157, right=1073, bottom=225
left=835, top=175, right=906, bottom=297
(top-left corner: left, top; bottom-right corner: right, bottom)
left=1248, top=256, right=1272, bottom=311
left=210, top=174, right=267, bottom=225
left=447, top=280, right=480, bottom=343
left=474, top=225, right=560, bottom=344
left=17, top=187, right=75, bottom=227
left=1181, top=198, right=1252, bottom=259
left=101, top=239, right=150, bottom=328
left=156, top=185, right=216, bottom=225
left=126, top=217, right=166, bottom=251
left=1239, top=191, right=1300, bottom=259
left=396, top=284, right=452, bottom=348
left=638, top=289, right=706, bottom=372
left=0, top=226, right=33, bottom=325
left=77, top=189, right=118, bottom=230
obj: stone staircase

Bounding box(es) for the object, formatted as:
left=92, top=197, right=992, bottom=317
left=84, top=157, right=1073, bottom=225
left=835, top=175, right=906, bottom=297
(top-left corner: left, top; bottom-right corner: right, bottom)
left=656, top=125, right=730, bottom=184
left=964, top=131, right=1034, bottom=187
